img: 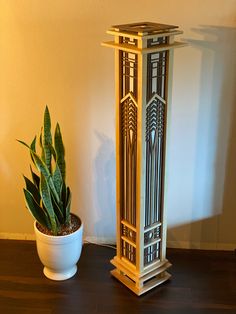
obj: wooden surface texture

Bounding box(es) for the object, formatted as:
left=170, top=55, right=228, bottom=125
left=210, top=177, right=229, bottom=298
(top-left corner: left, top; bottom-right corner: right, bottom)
left=0, top=240, right=236, bottom=313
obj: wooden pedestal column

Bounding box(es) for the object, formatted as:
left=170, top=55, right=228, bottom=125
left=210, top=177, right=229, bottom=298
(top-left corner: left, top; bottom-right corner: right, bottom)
left=102, top=22, right=185, bottom=296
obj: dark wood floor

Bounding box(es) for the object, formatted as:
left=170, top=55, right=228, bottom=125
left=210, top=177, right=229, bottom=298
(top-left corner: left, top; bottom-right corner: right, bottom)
left=0, top=240, right=236, bottom=314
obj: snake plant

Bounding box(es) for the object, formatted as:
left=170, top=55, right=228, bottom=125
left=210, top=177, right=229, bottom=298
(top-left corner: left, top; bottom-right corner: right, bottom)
left=18, top=106, right=71, bottom=235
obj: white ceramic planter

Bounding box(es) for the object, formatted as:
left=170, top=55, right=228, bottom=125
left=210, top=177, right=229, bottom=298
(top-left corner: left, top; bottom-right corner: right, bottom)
left=34, top=217, right=83, bottom=281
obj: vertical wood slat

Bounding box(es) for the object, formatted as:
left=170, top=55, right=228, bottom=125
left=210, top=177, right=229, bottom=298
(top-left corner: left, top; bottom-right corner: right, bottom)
left=115, top=35, right=122, bottom=260
left=160, top=35, right=174, bottom=261
left=137, top=37, right=147, bottom=274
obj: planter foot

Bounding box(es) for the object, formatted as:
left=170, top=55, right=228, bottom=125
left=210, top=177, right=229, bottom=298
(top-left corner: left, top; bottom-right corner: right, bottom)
left=43, top=265, right=77, bottom=281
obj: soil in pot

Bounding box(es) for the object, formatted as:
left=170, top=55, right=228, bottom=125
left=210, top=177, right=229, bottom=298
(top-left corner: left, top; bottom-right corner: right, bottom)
left=36, top=214, right=81, bottom=236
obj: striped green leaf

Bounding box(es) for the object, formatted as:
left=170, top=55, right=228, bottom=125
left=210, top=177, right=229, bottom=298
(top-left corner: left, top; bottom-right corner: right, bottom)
left=60, top=181, right=67, bottom=215
left=65, top=187, right=71, bottom=224
left=17, top=139, right=30, bottom=149
left=48, top=143, right=57, bottom=162
left=51, top=190, right=64, bottom=223
left=30, top=136, right=36, bottom=152
left=30, top=136, right=37, bottom=166
left=39, top=127, right=46, bottom=164
left=23, top=188, right=50, bottom=229
left=40, top=173, right=57, bottom=235
left=55, top=214, right=61, bottom=232
left=54, top=123, right=65, bottom=180
left=43, top=106, right=52, bottom=172
left=30, top=166, right=40, bottom=189
left=52, top=163, right=63, bottom=196
left=23, top=175, right=41, bottom=205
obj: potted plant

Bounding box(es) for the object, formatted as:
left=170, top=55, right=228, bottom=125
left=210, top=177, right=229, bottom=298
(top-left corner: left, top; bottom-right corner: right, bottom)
left=18, top=106, right=83, bottom=280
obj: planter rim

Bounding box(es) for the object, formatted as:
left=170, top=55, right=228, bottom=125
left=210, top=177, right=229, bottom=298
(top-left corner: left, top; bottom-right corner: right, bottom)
left=34, top=214, right=83, bottom=241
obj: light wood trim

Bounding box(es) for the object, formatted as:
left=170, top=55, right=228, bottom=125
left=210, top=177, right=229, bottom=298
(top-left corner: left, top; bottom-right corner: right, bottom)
left=121, top=236, right=137, bottom=248
left=107, top=30, right=141, bottom=40
left=142, top=259, right=170, bottom=275
left=106, top=30, right=183, bottom=40
left=111, top=258, right=138, bottom=281
left=112, top=255, right=171, bottom=278
left=140, top=262, right=171, bottom=283
left=136, top=37, right=148, bottom=273
left=144, top=221, right=162, bottom=232
left=142, top=41, right=187, bottom=54
left=102, top=41, right=138, bottom=54
left=143, top=237, right=161, bottom=249
left=144, top=30, right=183, bottom=40
left=160, top=35, right=174, bottom=261
left=115, top=35, right=122, bottom=259
left=102, top=41, right=187, bottom=54
left=120, top=257, right=137, bottom=270
left=121, top=219, right=137, bottom=232
left=110, top=268, right=171, bottom=296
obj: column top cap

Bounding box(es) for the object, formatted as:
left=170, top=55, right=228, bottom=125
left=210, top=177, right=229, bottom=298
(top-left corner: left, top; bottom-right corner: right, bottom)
left=110, top=22, right=178, bottom=36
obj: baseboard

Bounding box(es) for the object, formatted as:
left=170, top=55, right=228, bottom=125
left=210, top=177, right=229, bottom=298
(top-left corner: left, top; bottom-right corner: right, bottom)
left=0, top=233, right=235, bottom=251
left=0, top=233, right=116, bottom=245
left=167, top=240, right=236, bottom=251
left=84, top=236, right=116, bottom=245
left=0, top=233, right=36, bottom=240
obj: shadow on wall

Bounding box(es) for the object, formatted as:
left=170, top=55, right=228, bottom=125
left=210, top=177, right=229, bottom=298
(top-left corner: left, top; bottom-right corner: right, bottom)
left=168, top=25, right=236, bottom=249
left=93, top=132, right=116, bottom=241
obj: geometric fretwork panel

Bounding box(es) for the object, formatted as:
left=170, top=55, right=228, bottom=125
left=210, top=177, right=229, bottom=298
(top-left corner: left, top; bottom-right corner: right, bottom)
left=121, top=51, right=138, bottom=99
left=145, top=98, right=165, bottom=228
left=120, top=97, right=137, bottom=227
left=147, top=36, right=167, bottom=47
left=147, top=51, right=167, bottom=101
left=144, top=242, right=160, bottom=266
left=122, top=224, right=136, bottom=243
left=122, top=240, right=136, bottom=264
left=144, top=226, right=161, bottom=245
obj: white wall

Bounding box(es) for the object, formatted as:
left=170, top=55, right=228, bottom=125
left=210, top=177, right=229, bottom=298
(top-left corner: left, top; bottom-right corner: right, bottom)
left=0, top=0, right=236, bottom=249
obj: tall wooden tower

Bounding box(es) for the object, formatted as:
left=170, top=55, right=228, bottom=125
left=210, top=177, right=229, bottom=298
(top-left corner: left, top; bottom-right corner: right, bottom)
left=102, top=22, right=185, bottom=295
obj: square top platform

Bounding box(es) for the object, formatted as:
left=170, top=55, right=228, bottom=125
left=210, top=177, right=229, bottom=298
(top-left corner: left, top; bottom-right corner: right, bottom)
left=110, top=22, right=178, bottom=36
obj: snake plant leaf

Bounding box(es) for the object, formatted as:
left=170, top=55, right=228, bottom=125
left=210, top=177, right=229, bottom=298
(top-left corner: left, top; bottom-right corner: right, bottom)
left=42, top=203, right=52, bottom=222
left=43, top=106, right=52, bottom=172
left=23, top=188, right=51, bottom=229
left=39, top=128, right=45, bottom=163
left=60, top=180, right=67, bottom=214
left=54, top=214, right=61, bottom=233
left=39, top=128, right=42, bottom=147
left=48, top=143, right=57, bottom=162
left=40, top=173, right=57, bottom=235
left=30, top=166, right=40, bottom=188
left=65, top=187, right=71, bottom=224
left=30, top=136, right=37, bottom=165
left=30, top=136, right=36, bottom=152
left=50, top=190, right=64, bottom=224
left=17, top=139, right=37, bottom=168
left=52, top=162, right=63, bottom=196
left=17, top=140, right=30, bottom=149
left=31, top=151, right=60, bottom=203
left=54, top=123, right=65, bottom=180
left=23, top=175, right=41, bottom=205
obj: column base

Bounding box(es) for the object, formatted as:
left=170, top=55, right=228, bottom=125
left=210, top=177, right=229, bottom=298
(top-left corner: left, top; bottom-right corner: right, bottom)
left=110, top=257, right=171, bottom=296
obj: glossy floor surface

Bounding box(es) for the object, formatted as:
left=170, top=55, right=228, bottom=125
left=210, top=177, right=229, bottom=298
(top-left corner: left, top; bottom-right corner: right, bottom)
left=0, top=240, right=236, bottom=314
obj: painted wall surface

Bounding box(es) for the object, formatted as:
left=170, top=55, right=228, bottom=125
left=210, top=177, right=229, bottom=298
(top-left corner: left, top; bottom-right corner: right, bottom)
left=0, top=0, right=236, bottom=249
